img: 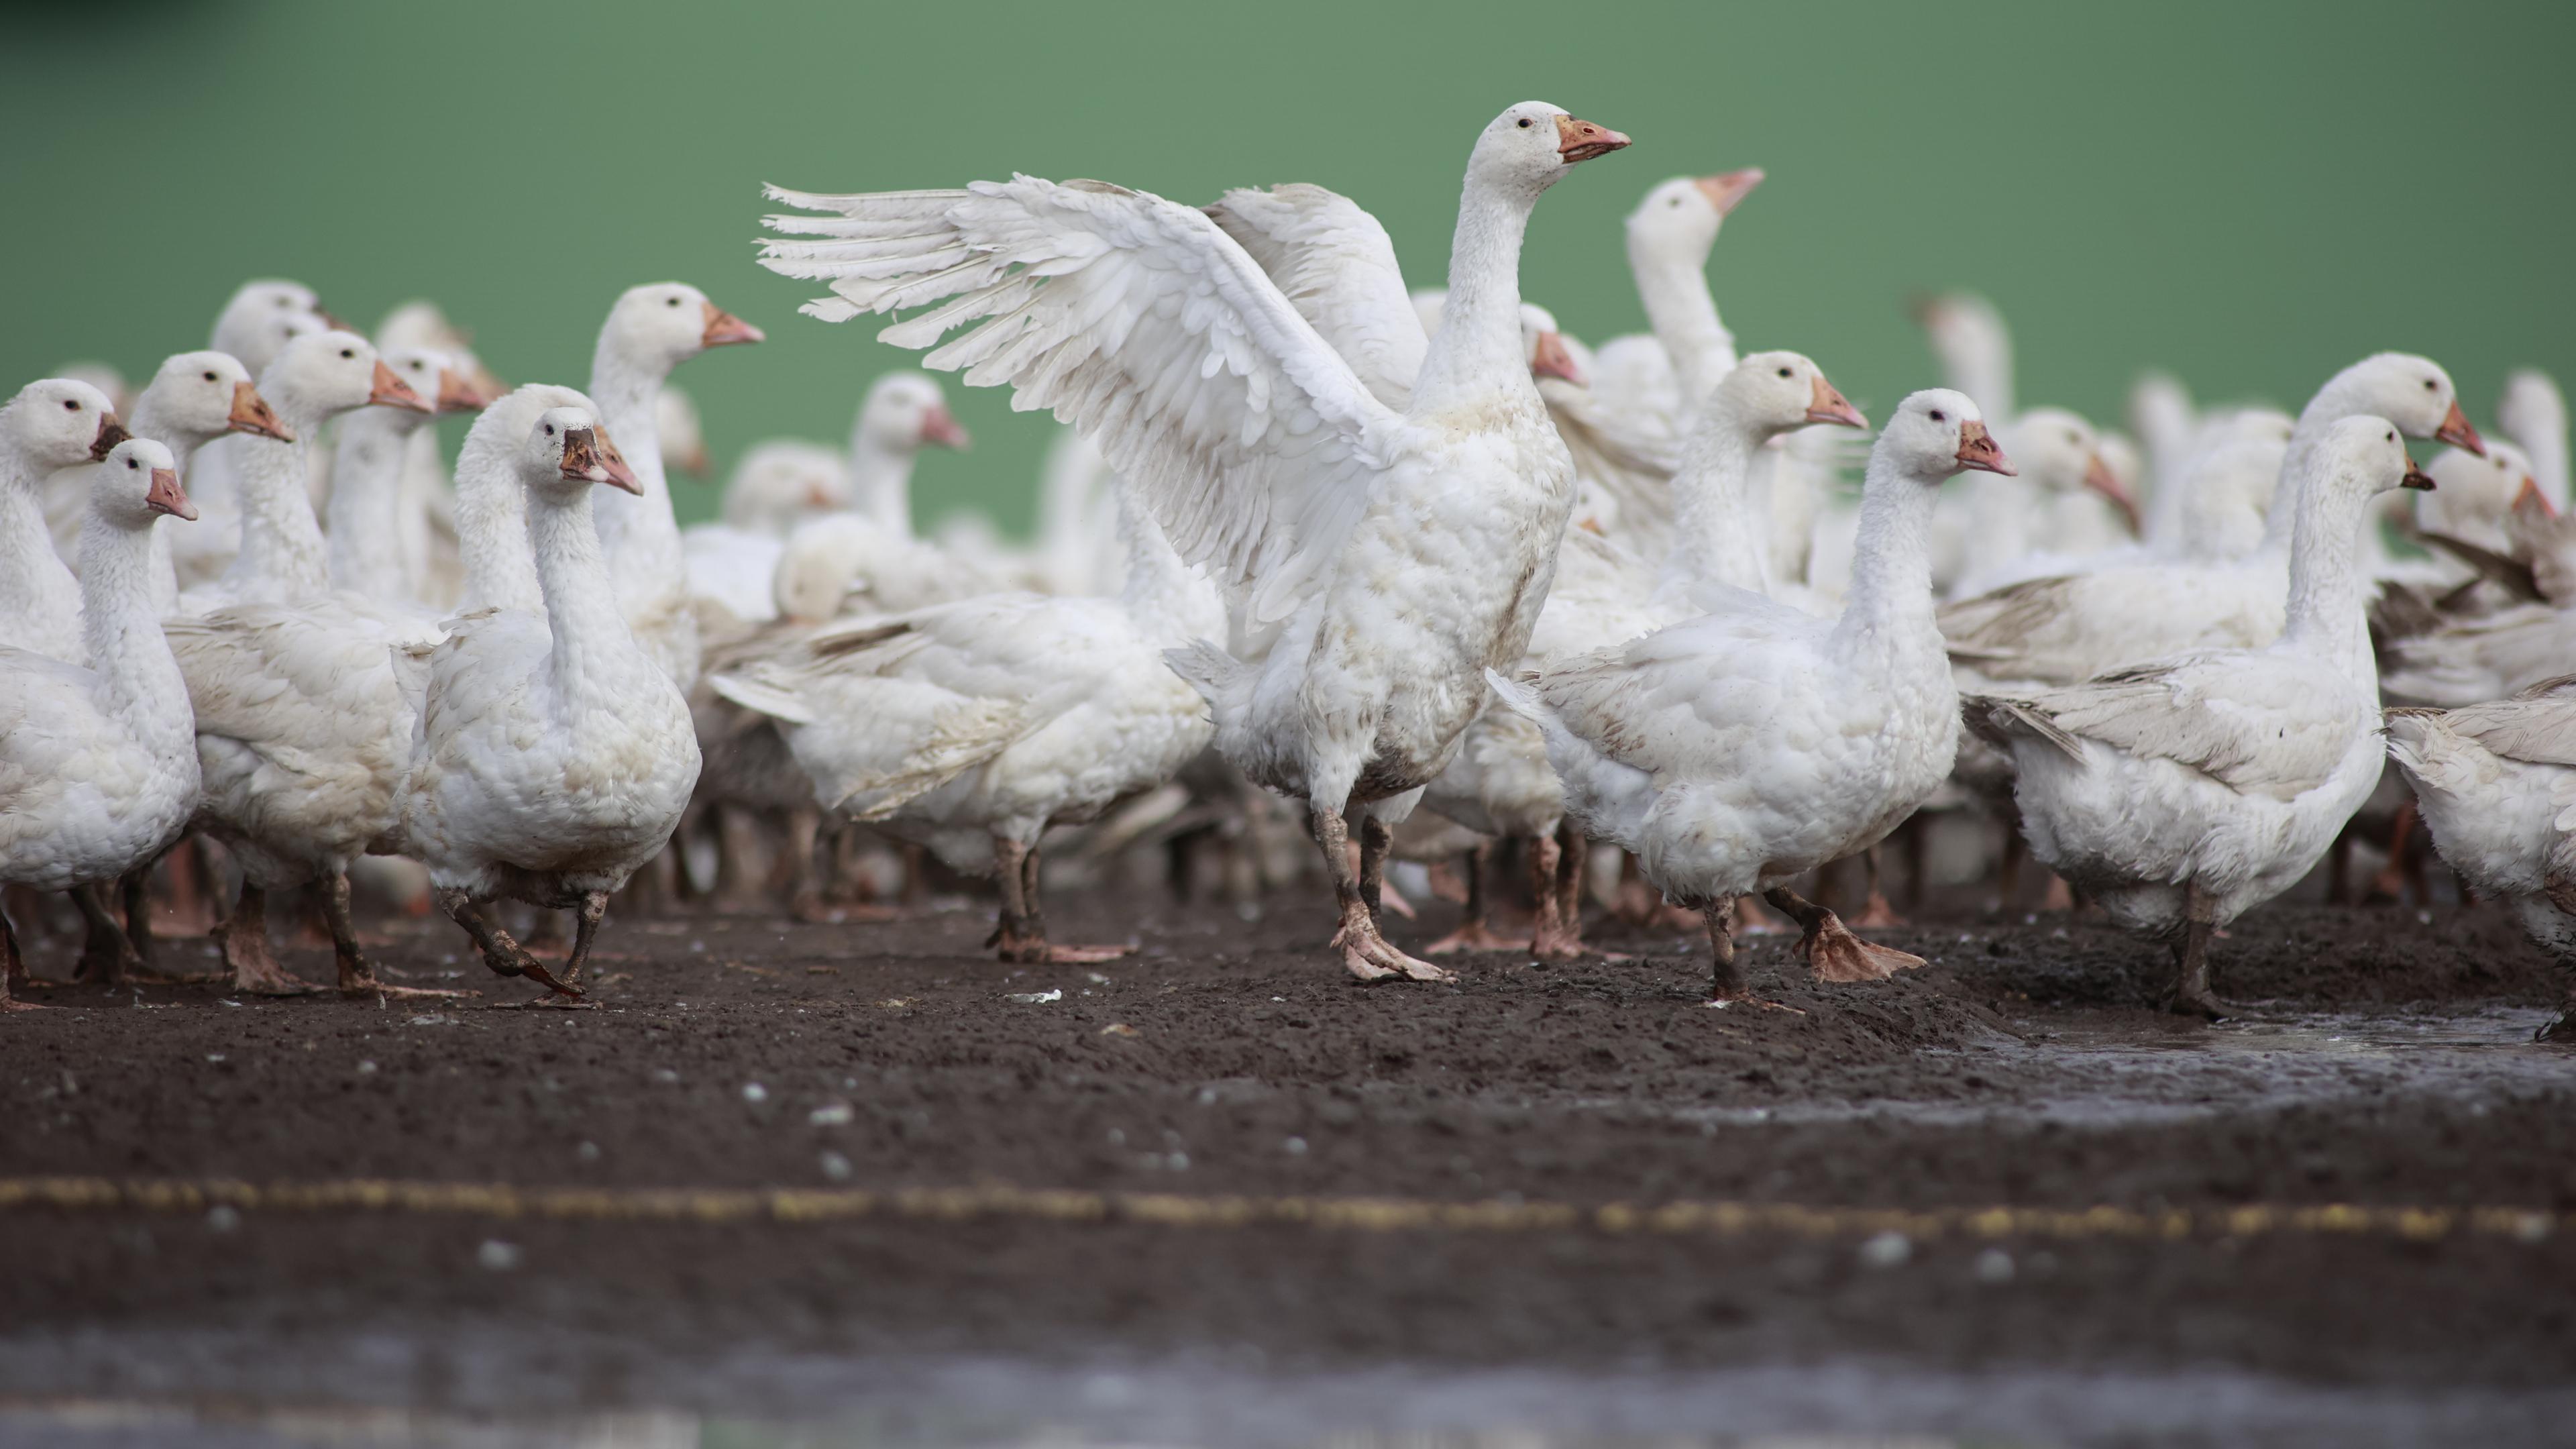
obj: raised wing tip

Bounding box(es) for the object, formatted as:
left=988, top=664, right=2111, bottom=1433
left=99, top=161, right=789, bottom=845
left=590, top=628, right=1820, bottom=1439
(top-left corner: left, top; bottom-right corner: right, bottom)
left=799, top=297, right=864, bottom=324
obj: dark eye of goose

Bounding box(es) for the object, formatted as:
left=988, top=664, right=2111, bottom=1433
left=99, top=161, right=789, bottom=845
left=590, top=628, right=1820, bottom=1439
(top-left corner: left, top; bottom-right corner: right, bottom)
left=203, top=370, right=217, bottom=382
left=63, top=398, right=79, bottom=411
left=341, top=348, right=355, bottom=359
left=126, top=458, right=138, bottom=470
left=1929, top=410, right=1946, bottom=423
left=1776, top=367, right=1792, bottom=378
left=667, top=296, right=683, bottom=307
left=1515, top=117, right=1531, bottom=129
left=2422, top=379, right=2438, bottom=391
left=543, top=424, right=555, bottom=435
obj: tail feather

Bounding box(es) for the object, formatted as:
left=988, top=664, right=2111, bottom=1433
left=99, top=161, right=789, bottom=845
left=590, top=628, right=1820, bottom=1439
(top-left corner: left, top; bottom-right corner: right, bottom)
left=1483, top=667, right=1547, bottom=723
left=1163, top=639, right=1246, bottom=707
left=706, top=665, right=818, bottom=727
left=1962, top=694, right=2084, bottom=761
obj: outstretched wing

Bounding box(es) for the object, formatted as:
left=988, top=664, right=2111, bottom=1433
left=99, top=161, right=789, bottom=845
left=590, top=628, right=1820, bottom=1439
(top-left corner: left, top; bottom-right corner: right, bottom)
left=1204, top=183, right=1425, bottom=411
left=759, top=176, right=1405, bottom=621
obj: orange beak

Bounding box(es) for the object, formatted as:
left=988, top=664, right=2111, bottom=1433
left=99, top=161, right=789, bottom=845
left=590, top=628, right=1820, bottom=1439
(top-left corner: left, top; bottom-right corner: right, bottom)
left=1695, top=168, right=1765, bottom=216
left=1805, top=372, right=1868, bottom=429
left=559, top=425, right=644, bottom=494
left=2083, top=452, right=2143, bottom=533
left=2434, top=400, right=2485, bottom=457
left=435, top=367, right=497, bottom=414
left=1955, top=418, right=2015, bottom=476
left=226, top=381, right=295, bottom=441
left=470, top=360, right=509, bottom=399
left=1555, top=113, right=1632, bottom=164
left=1529, top=331, right=1584, bottom=385
left=90, top=413, right=131, bottom=461
left=146, top=466, right=197, bottom=521
left=369, top=359, right=433, bottom=413
left=2512, top=476, right=2556, bottom=519
left=701, top=302, right=765, bottom=348
left=2400, top=456, right=2437, bottom=491
left=918, top=403, right=972, bottom=451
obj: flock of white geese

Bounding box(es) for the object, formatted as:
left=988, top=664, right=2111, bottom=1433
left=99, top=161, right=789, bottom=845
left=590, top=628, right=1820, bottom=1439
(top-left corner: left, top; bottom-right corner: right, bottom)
left=3, top=101, right=2570, bottom=1036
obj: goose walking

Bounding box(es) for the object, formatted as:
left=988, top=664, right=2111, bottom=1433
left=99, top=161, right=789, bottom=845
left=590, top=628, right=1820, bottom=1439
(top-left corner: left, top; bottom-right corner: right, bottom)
left=401, top=399, right=700, bottom=1002
left=0, top=440, right=200, bottom=1005
left=1493, top=391, right=2010, bottom=1002
left=756, top=101, right=1633, bottom=983
left=1966, top=418, right=2432, bottom=1017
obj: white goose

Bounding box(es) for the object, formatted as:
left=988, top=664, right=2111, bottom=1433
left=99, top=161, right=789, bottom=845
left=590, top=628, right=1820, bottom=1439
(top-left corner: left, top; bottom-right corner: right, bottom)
left=1938, top=353, right=2485, bottom=686
left=326, top=347, right=492, bottom=610
left=2384, top=676, right=2576, bottom=1041
left=401, top=402, right=700, bottom=1001
left=123, top=352, right=294, bottom=617
left=182, top=331, right=433, bottom=613
left=1966, top=417, right=2432, bottom=1017
left=0, top=439, right=199, bottom=1004
left=1, top=379, right=127, bottom=662
left=376, top=301, right=510, bottom=610
left=172, top=282, right=333, bottom=590
left=586, top=282, right=765, bottom=688
left=1425, top=352, right=1869, bottom=957
left=698, top=371, right=971, bottom=627
left=711, top=486, right=1224, bottom=961
left=757, top=101, right=1633, bottom=983
left=1493, top=390, right=2010, bottom=1002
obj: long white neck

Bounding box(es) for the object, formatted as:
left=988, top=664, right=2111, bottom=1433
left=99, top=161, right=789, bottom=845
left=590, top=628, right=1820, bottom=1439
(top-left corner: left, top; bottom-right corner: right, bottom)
left=454, top=439, right=542, bottom=613
left=1116, top=484, right=1226, bottom=648
left=847, top=426, right=916, bottom=534
left=585, top=339, right=675, bottom=566
left=78, top=508, right=191, bottom=745
left=1835, top=454, right=1943, bottom=661
left=2278, top=470, right=2376, bottom=682
left=1627, top=233, right=1731, bottom=406
left=326, top=407, right=429, bottom=605
left=0, top=443, right=86, bottom=659
left=2265, top=376, right=2377, bottom=555
left=1656, top=391, right=1774, bottom=600
left=1409, top=181, right=1541, bottom=417
left=527, top=482, right=647, bottom=708
left=124, top=400, right=219, bottom=619
left=217, top=393, right=334, bottom=602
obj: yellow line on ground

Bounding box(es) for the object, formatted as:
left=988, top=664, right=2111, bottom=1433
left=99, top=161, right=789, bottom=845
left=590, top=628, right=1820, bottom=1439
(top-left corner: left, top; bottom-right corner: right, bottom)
left=0, top=1177, right=2560, bottom=1244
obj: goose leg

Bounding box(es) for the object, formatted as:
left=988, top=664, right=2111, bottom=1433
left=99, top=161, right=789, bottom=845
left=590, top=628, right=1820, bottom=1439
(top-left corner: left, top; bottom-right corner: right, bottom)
left=212, top=884, right=318, bottom=996
left=560, top=890, right=611, bottom=991
left=2165, top=880, right=2235, bottom=1020
left=73, top=883, right=149, bottom=989
left=1845, top=845, right=1908, bottom=928
left=1763, top=885, right=1923, bottom=983
left=119, top=863, right=158, bottom=967
left=1316, top=802, right=1452, bottom=985
left=1425, top=845, right=1529, bottom=955
left=436, top=889, right=578, bottom=1000
left=329, top=872, right=461, bottom=999
left=1, top=906, right=41, bottom=1012
left=1356, top=816, right=1395, bottom=924
left=989, top=836, right=1132, bottom=964
left=2366, top=801, right=2420, bottom=905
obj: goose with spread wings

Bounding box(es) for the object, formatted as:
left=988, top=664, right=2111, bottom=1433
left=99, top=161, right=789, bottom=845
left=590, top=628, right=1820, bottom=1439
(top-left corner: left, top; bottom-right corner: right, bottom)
left=756, top=101, right=1631, bottom=983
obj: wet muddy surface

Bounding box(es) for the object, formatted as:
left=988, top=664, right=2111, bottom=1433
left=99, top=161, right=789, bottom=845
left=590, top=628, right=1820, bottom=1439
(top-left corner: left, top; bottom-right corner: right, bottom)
left=3, top=885, right=2573, bottom=1446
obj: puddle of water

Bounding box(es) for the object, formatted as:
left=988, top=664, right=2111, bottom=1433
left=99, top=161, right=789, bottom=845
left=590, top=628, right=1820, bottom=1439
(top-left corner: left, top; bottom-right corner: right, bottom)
left=8, top=1352, right=2572, bottom=1449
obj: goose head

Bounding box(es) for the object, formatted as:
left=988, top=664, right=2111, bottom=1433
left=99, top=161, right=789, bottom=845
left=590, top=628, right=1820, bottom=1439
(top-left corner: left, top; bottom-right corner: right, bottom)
left=858, top=371, right=970, bottom=455
left=523, top=406, right=640, bottom=498
left=2322, top=354, right=2483, bottom=455
left=2315, top=416, right=2434, bottom=511
left=138, top=352, right=293, bottom=447
left=1469, top=103, right=1631, bottom=199
left=2001, top=407, right=2137, bottom=531
left=1880, top=389, right=2014, bottom=484
left=1517, top=304, right=1585, bottom=385
left=1721, top=350, right=1868, bottom=435
left=212, top=280, right=330, bottom=374
left=93, top=437, right=194, bottom=526
left=2422, top=439, right=2538, bottom=529
left=263, top=331, right=431, bottom=423
left=377, top=299, right=510, bottom=401
left=376, top=346, right=481, bottom=423
left=1625, top=170, right=1763, bottom=264
left=5, top=378, right=127, bottom=470
left=600, top=282, right=765, bottom=376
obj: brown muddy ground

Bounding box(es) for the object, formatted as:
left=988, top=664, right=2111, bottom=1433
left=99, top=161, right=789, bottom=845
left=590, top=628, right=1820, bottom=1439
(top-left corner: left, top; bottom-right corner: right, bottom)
left=3, top=878, right=2574, bottom=1446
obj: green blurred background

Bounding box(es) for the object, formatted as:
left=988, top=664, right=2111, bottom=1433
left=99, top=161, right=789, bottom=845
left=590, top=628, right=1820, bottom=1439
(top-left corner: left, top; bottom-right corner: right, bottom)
left=5, top=0, right=2570, bottom=531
